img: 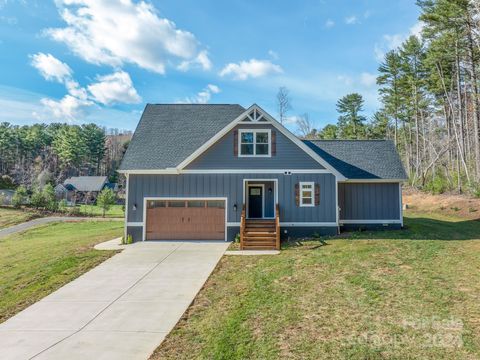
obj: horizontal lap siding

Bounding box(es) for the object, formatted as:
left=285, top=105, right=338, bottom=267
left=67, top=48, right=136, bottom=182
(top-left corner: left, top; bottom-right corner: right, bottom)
left=186, top=124, right=324, bottom=170
left=127, top=173, right=336, bottom=223
left=338, top=183, right=400, bottom=220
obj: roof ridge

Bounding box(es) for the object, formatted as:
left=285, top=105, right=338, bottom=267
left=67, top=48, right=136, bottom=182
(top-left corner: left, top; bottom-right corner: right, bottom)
left=146, top=103, right=243, bottom=106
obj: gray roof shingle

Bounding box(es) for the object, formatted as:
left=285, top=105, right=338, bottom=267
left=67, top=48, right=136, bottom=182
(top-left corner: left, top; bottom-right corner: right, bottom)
left=63, top=176, right=108, bottom=192
left=119, top=104, right=245, bottom=170
left=304, top=140, right=407, bottom=180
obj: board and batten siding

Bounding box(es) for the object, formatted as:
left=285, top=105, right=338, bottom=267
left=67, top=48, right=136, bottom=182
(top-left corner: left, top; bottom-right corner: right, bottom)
left=338, top=183, right=401, bottom=221
left=185, top=124, right=325, bottom=170
left=127, top=173, right=336, bottom=225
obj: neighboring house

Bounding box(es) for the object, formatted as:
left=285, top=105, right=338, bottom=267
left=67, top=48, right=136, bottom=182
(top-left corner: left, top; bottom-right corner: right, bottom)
left=119, top=104, right=407, bottom=249
left=55, top=176, right=115, bottom=204
left=0, top=189, right=15, bottom=205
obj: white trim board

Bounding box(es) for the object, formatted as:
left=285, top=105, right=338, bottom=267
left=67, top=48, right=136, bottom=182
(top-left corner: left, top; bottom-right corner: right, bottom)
left=175, top=104, right=346, bottom=180
left=142, top=197, right=228, bottom=242
left=280, top=222, right=338, bottom=227
left=340, top=179, right=405, bottom=183
left=339, top=219, right=402, bottom=224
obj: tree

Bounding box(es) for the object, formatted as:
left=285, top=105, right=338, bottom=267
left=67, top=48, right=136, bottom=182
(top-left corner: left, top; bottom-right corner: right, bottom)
left=81, top=124, right=106, bottom=174
left=12, top=186, right=28, bottom=208
left=296, top=113, right=315, bottom=139
left=377, top=50, right=403, bottom=146
left=43, top=184, right=58, bottom=212
left=96, top=188, right=116, bottom=217
left=318, top=124, right=338, bottom=139
left=276, top=86, right=292, bottom=124
left=336, top=93, right=367, bottom=139
left=30, top=187, right=45, bottom=209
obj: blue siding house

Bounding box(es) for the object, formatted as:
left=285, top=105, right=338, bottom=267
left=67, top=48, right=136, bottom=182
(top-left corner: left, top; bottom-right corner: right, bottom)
left=119, top=104, right=407, bottom=249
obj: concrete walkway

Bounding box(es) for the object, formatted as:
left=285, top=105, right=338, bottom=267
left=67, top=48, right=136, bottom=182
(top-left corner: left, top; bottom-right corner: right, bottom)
left=0, top=216, right=122, bottom=238
left=0, top=240, right=229, bottom=360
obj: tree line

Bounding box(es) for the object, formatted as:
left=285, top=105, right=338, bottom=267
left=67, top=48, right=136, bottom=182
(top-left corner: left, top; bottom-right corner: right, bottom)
left=0, top=122, right=131, bottom=189
left=289, top=0, right=480, bottom=195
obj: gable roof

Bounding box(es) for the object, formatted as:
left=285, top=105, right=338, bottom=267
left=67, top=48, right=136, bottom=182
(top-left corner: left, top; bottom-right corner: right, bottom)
left=304, top=140, right=407, bottom=180
left=119, top=104, right=245, bottom=171
left=63, top=176, right=108, bottom=192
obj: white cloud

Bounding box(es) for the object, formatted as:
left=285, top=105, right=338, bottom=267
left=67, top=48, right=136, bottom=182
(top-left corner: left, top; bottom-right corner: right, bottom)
left=284, top=115, right=301, bottom=125
left=177, top=50, right=212, bottom=72
left=46, top=0, right=210, bottom=74
left=268, top=50, right=279, bottom=60
left=88, top=71, right=141, bottom=105
left=39, top=95, right=93, bottom=121
left=30, top=53, right=72, bottom=83
left=180, top=84, right=221, bottom=104
left=345, top=15, right=359, bottom=25
left=337, top=74, right=353, bottom=86
left=30, top=53, right=141, bottom=119
left=219, top=59, right=283, bottom=80
left=325, top=19, right=335, bottom=28
left=374, top=21, right=425, bottom=62
left=360, top=72, right=377, bottom=87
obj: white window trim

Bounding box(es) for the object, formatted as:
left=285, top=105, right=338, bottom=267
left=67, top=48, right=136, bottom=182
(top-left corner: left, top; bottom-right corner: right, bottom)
left=299, top=181, right=315, bottom=207
left=238, top=129, right=271, bottom=157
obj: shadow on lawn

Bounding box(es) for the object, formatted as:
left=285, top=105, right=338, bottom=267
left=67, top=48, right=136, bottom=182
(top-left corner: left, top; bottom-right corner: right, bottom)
left=284, top=217, right=480, bottom=248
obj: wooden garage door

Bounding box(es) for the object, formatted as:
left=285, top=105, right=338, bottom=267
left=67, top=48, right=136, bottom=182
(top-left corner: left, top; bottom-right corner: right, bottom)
left=146, top=200, right=225, bottom=240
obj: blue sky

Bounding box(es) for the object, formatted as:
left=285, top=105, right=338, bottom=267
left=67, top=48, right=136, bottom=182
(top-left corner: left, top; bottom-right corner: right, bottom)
left=0, top=0, right=420, bottom=132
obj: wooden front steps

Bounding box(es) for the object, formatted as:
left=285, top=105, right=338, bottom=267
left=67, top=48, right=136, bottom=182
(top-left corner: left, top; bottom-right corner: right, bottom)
left=242, top=219, right=278, bottom=250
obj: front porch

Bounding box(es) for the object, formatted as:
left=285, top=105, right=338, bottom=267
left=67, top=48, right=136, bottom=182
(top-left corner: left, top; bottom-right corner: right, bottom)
left=240, top=180, right=280, bottom=250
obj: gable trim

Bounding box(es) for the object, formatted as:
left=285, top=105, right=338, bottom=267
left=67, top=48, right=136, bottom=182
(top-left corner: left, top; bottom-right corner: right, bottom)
left=176, top=104, right=346, bottom=180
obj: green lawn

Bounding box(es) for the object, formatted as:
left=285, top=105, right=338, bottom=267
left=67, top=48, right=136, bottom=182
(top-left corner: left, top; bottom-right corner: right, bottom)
left=0, top=221, right=123, bottom=323
left=0, top=207, right=40, bottom=229
left=151, top=211, right=480, bottom=360
left=77, top=204, right=124, bottom=218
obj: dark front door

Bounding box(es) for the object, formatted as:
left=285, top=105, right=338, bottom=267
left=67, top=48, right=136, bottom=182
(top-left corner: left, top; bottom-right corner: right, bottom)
left=248, top=186, right=263, bottom=218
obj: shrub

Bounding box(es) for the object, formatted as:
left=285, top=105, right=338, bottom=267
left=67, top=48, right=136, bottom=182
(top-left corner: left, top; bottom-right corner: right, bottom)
left=12, top=186, right=28, bottom=208
left=58, top=199, right=68, bottom=212
left=30, top=188, right=45, bottom=209
left=0, top=175, right=16, bottom=189
left=234, top=233, right=240, bottom=243
left=96, top=188, right=116, bottom=217
left=424, top=176, right=450, bottom=194
left=43, top=184, right=58, bottom=211
left=121, top=234, right=133, bottom=245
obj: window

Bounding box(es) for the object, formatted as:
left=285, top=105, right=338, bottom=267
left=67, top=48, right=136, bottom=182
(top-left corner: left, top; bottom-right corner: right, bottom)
left=300, top=182, right=314, bottom=207
left=239, top=129, right=271, bottom=157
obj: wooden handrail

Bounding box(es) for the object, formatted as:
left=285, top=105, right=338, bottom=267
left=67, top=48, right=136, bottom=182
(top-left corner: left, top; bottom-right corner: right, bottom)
left=240, top=204, right=246, bottom=250
left=275, top=203, right=280, bottom=250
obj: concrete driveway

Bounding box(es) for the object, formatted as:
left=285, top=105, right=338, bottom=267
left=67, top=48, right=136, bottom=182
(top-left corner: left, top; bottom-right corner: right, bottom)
left=0, top=241, right=229, bottom=360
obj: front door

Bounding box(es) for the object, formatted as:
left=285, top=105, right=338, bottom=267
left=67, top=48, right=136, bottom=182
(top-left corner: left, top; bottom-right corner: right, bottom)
left=248, top=186, right=263, bottom=218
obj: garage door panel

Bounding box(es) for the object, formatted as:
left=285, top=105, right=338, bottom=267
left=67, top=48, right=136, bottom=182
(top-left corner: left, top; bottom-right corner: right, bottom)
left=146, top=200, right=225, bottom=240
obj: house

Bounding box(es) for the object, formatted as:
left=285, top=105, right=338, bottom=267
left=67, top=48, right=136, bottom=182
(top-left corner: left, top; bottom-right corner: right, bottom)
left=0, top=189, right=15, bottom=205
left=55, top=176, right=115, bottom=204
left=119, top=104, right=407, bottom=250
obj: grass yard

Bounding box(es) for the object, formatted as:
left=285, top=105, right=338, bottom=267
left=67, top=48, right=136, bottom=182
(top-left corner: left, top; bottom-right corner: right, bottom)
left=152, top=211, right=480, bottom=360
left=0, top=207, right=40, bottom=229
left=77, top=204, right=124, bottom=218
left=0, top=220, right=123, bottom=323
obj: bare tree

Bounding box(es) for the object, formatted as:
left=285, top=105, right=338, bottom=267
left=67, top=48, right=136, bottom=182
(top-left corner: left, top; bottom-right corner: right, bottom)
left=296, top=113, right=315, bottom=139
left=276, top=86, right=292, bottom=124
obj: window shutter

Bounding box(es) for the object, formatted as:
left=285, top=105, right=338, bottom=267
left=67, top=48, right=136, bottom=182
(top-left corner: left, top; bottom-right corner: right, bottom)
left=295, top=183, right=299, bottom=206
left=233, top=129, right=238, bottom=156
left=271, top=130, right=276, bottom=156
left=315, top=184, right=320, bottom=205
